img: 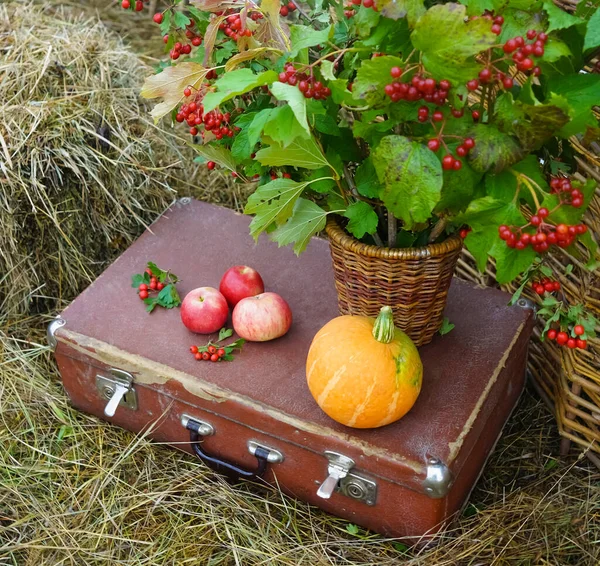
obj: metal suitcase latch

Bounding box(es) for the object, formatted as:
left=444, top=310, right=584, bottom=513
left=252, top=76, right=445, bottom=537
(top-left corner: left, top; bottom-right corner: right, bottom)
left=317, top=451, right=377, bottom=506
left=96, top=369, right=137, bottom=417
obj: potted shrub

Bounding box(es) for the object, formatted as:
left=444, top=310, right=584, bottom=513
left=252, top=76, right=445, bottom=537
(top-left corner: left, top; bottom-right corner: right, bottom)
left=140, top=0, right=600, bottom=345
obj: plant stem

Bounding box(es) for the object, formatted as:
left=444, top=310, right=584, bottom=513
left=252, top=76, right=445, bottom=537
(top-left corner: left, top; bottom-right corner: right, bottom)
left=428, top=218, right=448, bottom=243
left=288, top=0, right=312, bottom=22
left=387, top=211, right=397, bottom=248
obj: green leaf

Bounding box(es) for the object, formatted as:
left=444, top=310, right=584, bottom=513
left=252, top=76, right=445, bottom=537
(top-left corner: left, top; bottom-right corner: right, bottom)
left=219, top=327, right=234, bottom=341
left=354, top=158, right=380, bottom=198
left=314, top=114, right=341, bottom=137
left=541, top=178, right=596, bottom=223
left=263, top=106, right=310, bottom=147
left=467, top=124, right=524, bottom=174
left=202, top=69, right=278, bottom=113
left=245, top=179, right=311, bottom=239
left=372, top=135, right=443, bottom=230
left=439, top=317, right=455, bottom=335
left=491, top=238, right=537, bottom=284
left=346, top=524, right=360, bottom=536
left=328, top=79, right=355, bottom=105
left=147, top=261, right=167, bottom=281
left=231, top=128, right=253, bottom=161
left=377, top=0, right=425, bottom=26
left=144, top=297, right=159, bottom=313
left=353, top=56, right=404, bottom=106
left=190, top=143, right=237, bottom=173
left=435, top=162, right=482, bottom=214
left=543, top=1, right=584, bottom=32
left=411, top=4, right=497, bottom=84
left=288, top=25, right=331, bottom=58
left=248, top=109, right=274, bottom=147
left=159, top=9, right=172, bottom=35
left=352, top=118, right=395, bottom=147
left=464, top=226, right=497, bottom=271
left=131, top=273, right=149, bottom=288
left=320, top=60, right=336, bottom=81
left=584, top=8, right=600, bottom=51
left=549, top=73, right=600, bottom=138
left=353, top=5, right=381, bottom=37
left=157, top=284, right=181, bottom=309
left=344, top=201, right=379, bottom=239
left=542, top=38, right=572, bottom=62
left=456, top=196, right=526, bottom=232
left=460, top=0, right=495, bottom=15
left=173, top=11, right=191, bottom=28
left=270, top=82, right=310, bottom=136
left=255, top=138, right=334, bottom=172
left=497, top=8, right=545, bottom=44
left=270, top=199, right=328, bottom=254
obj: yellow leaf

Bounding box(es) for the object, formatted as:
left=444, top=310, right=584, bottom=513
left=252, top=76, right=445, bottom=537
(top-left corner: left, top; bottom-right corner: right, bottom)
left=256, top=0, right=291, bottom=51
left=225, top=47, right=282, bottom=72
left=141, top=63, right=209, bottom=122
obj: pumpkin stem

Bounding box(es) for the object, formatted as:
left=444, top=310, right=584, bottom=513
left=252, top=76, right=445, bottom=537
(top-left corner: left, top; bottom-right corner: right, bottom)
left=372, top=306, right=395, bottom=344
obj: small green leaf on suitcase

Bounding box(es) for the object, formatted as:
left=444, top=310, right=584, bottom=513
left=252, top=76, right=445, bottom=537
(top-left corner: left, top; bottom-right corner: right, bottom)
left=219, top=327, right=234, bottom=341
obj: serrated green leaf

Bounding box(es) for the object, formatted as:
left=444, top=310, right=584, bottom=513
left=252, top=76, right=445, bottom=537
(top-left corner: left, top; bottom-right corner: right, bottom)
left=549, top=73, right=600, bottom=138
left=247, top=109, right=274, bottom=147
left=219, top=327, right=234, bottom=341
left=144, top=297, right=159, bottom=313
left=372, top=136, right=443, bottom=230
left=173, top=11, right=191, bottom=28
left=353, top=56, right=404, bottom=107
left=464, top=227, right=497, bottom=271
left=288, top=25, right=331, bottom=58
left=491, top=238, right=537, bottom=284
left=190, top=143, right=237, bottom=172
left=202, top=69, right=278, bottom=113
left=320, top=60, right=336, bottom=81
left=543, top=1, right=584, bottom=32
left=270, top=199, right=328, bottom=254
left=584, top=8, right=600, bottom=51
left=270, top=82, right=310, bottom=136
left=460, top=0, right=495, bottom=15
left=131, top=273, right=147, bottom=288
left=354, top=158, right=380, bottom=198
left=159, top=9, right=172, bottom=35
left=255, top=138, right=334, bottom=172
left=328, top=79, right=355, bottom=105
left=353, top=118, right=395, bottom=147
left=157, top=284, right=181, bottom=309
left=411, top=4, right=496, bottom=84
left=344, top=201, right=379, bottom=239
left=245, top=179, right=311, bottom=239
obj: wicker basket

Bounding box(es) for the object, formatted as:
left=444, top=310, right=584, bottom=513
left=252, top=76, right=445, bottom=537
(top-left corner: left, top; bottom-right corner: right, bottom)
left=325, top=217, right=463, bottom=346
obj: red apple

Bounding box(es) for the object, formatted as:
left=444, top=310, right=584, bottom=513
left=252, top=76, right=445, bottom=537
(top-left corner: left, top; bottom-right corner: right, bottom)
left=232, top=292, right=292, bottom=342
left=219, top=265, right=265, bottom=307
left=181, top=287, right=229, bottom=334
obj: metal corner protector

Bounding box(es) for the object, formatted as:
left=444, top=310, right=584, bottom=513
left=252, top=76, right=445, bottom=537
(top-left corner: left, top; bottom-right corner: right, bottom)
left=423, top=458, right=453, bottom=499
left=47, top=317, right=66, bottom=351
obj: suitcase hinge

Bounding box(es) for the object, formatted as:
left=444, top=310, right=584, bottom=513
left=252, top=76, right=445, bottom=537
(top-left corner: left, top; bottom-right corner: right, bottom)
left=316, top=451, right=378, bottom=506
left=423, top=458, right=452, bottom=498
left=96, top=369, right=137, bottom=417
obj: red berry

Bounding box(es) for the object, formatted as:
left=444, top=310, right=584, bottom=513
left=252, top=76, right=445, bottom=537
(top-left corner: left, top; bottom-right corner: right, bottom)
left=207, top=161, right=216, bottom=170
left=157, top=282, right=165, bottom=291
left=567, top=338, right=577, bottom=349
left=538, top=32, right=548, bottom=43
left=432, top=110, right=444, bottom=122
left=452, top=159, right=462, bottom=171
left=533, top=45, right=544, bottom=57
left=153, top=12, right=163, bottom=24
left=390, top=67, right=402, bottom=78
left=571, top=197, right=583, bottom=208
left=537, top=207, right=549, bottom=218
left=184, top=87, right=191, bottom=97
left=503, top=39, right=518, bottom=53
left=472, top=110, right=481, bottom=121
left=202, top=351, right=210, bottom=361
left=442, top=155, right=454, bottom=170
left=194, top=352, right=202, bottom=360
left=494, top=15, right=504, bottom=25
left=217, top=348, right=226, bottom=357
left=515, top=36, right=525, bottom=47
left=535, top=284, right=545, bottom=295
left=556, top=332, right=569, bottom=345
left=526, top=29, right=537, bottom=40
left=190, top=345, right=199, bottom=354
left=544, top=281, right=555, bottom=292
left=139, top=290, right=149, bottom=300
left=547, top=329, right=557, bottom=341
left=576, top=224, right=587, bottom=234
left=121, top=0, right=130, bottom=8
left=456, top=145, right=467, bottom=157
left=503, top=77, right=514, bottom=89
left=139, top=283, right=148, bottom=292
left=427, top=139, right=440, bottom=152
left=192, top=36, right=202, bottom=46
left=553, top=281, right=561, bottom=291
left=439, top=80, right=451, bottom=90
left=463, top=137, right=475, bottom=149
left=491, top=24, right=502, bottom=35
left=279, top=6, right=289, bottom=16
left=530, top=215, right=541, bottom=226
left=574, top=325, right=585, bottom=336
left=210, top=353, right=220, bottom=362
left=518, top=58, right=534, bottom=71
left=135, top=1, right=143, bottom=11
left=576, top=339, right=587, bottom=350
left=363, top=0, right=374, bottom=7
left=467, top=79, right=479, bottom=91
left=208, top=345, right=217, bottom=354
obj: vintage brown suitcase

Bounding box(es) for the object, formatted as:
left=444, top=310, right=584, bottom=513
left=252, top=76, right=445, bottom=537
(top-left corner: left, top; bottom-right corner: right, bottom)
left=48, top=198, right=534, bottom=541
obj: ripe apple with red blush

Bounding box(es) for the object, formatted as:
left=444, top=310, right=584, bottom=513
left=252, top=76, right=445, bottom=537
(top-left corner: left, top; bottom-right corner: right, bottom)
left=181, top=287, right=229, bottom=334
left=219, top=265, right=265, bottom=307
left=232, top=292, right=292, bottom=341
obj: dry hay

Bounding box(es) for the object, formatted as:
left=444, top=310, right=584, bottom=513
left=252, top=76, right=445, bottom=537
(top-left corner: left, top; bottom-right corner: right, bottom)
left=0, top=2, right=245, bottom=320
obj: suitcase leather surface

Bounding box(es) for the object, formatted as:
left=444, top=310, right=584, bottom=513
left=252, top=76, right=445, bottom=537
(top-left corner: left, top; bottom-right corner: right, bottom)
left=53, top=199, right=534, bottom=539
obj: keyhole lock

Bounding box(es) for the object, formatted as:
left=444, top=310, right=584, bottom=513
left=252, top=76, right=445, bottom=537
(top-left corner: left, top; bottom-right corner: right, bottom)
left=102, top=386, right=115, bottom=400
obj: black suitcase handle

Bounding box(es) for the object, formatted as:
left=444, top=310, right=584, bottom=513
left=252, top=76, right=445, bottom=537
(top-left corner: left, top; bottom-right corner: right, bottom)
left=186, top=418, right=272, bottom=480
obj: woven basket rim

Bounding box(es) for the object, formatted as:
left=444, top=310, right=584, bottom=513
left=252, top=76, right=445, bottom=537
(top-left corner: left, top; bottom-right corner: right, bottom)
left=326, top=216, right=463, bottom=260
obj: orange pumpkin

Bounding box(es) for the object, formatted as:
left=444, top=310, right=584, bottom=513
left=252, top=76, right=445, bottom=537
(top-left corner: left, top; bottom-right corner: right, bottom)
left=306, top=306, right=423, bottom=429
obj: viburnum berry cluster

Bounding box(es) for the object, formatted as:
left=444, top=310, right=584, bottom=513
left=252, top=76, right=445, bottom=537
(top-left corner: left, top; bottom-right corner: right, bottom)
left=384, top=68, right=450, bottom=104
left=427, top=134, right=475, bottom=171
left=531, top=277, right=561, bottom=295
left=190, top=329, right=245, bottom=362
left=546, top=326, right=588, bottom=349
left=278, top=64, right=332, bottom=100
left=218, top=12, right=255, bottom=39
left=176, top=93, right=237, bottom=139
left=549, top=176, right=584, bottom=207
